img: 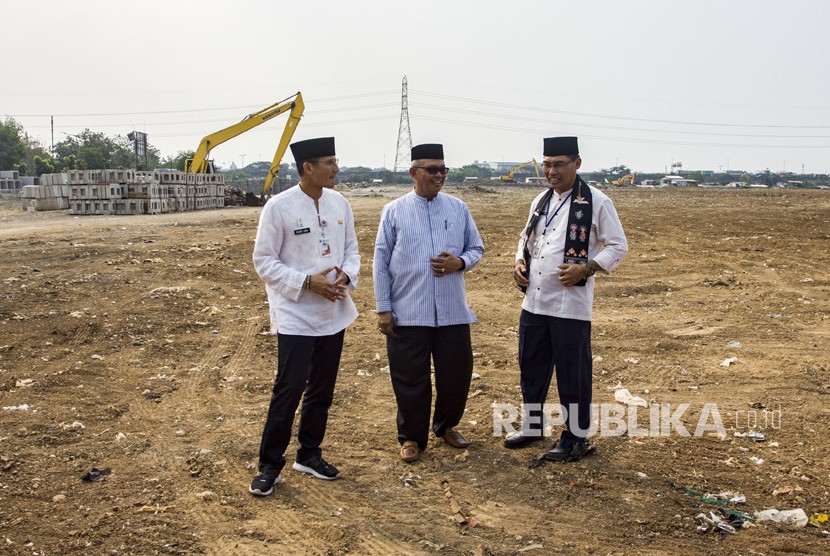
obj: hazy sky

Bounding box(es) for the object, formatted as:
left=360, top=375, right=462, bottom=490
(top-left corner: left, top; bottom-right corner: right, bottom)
left=3, top=0, right=829, bottom=174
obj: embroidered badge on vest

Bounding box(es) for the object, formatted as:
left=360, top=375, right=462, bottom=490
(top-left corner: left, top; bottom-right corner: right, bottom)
left=562, top=177, right=594, bottom=287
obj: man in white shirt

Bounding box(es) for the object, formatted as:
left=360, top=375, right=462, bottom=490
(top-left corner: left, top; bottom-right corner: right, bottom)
left=249, top=137, right=360, bottom=495
left=507, top=136, right=628, bottom=462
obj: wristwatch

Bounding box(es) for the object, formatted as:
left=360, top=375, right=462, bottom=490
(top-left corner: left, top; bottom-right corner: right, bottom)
left=584, top=262, right=596, bottom=278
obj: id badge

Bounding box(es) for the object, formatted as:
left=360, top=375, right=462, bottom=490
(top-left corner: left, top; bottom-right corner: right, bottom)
left=318, top=238, right=332, bottom=258
left=532, top=242, right=541, bottom=258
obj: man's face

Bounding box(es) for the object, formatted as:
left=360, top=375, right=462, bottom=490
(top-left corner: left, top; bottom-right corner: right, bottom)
left=410, top=158, right=447, bottom=199
left=305, top=156, right=339, bottom=188
left=542, top=155, right=581, bottom=192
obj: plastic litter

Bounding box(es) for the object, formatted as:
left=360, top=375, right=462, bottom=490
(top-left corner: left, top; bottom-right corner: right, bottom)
left=614, top=388, right=647, bottom=407
left=696, top=508, right=749, bottom=534
left=399, top=471, right=421, bottom=487
left=720, top=357, right=738, bottom=367
left=687, top=489, right=747, bottom=505
left=755, top=508, right=809, bottom=528
left=747, top=430, right=766, bottom=442
left=809, top=513, right=828, bottom=525
left=81, top=467, right=112, bottom=482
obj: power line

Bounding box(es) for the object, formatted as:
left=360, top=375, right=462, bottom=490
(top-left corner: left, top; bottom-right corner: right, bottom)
left=411, top=89, right=830, bottom=129
left=19, top=102, right=401, bottom=130
left=7, top=90, right=399, bottom=118
left=414, top=115, right=830, bottom=149
left=149, top=115, right=399, bottom=138
left=409, top=102, right=830, bottom=139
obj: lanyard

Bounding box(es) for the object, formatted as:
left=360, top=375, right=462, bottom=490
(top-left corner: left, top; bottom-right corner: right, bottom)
left=542, top=192, right=571, bottom=234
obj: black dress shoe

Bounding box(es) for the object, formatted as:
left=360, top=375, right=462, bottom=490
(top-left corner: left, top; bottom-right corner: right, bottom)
left=503, top=431, right=542, bottom=449
left=543, top=440, right=595, bottom=462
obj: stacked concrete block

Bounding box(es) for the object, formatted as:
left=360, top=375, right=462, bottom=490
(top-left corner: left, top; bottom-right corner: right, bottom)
left=20, top=174, right=70, bottom=211
left=61, top=168, right=224, bottom=215
left=70, top=200, right=115, bottom=215
left=39, top=173, right=70, bottom=199
left=40, top=173, right=67, bottom=186
left=0, top=170, right=23, bottom=199
left=114, top=198, right=146, bottom=215
left=101, top=169, right=135, bottom=183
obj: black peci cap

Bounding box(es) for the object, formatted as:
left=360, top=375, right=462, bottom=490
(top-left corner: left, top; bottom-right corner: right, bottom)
left=411, top=143, right=444, bottom=160
left=290, top=137, right=336, bottom=164
left=543, top=136, right=579, bottom=157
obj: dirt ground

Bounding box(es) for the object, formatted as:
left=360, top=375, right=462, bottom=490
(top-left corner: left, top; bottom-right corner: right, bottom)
left=1, top=185, right=829, bottom=555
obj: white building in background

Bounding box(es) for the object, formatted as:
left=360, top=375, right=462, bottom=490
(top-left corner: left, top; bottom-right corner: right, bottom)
left=473, top=161, right=524, bottom=172
left=659, top=175, right=698, bottom=187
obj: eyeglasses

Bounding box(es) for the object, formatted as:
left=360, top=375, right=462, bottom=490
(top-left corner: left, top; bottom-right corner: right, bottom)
left=413, top=166, right=449, bottom=175
left=541, top=160, right=575, bottom=172
left=311, top=157, right=339, bottom=166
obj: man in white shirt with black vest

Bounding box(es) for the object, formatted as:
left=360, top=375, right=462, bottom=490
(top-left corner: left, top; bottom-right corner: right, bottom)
left=507, top=136, right=628, bottom=462
left=249, top=137, right=360, bottom=495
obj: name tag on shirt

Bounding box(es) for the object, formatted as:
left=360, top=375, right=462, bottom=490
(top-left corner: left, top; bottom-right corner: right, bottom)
left=294, top=227, right=311, bottom=235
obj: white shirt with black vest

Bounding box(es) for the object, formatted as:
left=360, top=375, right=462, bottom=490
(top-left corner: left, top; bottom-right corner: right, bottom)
left=516, top=185, right=628, bottom=322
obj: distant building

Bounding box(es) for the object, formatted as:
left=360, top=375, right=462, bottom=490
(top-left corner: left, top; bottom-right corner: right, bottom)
left=659, top=175, right=698, bottom=187
left=473, top=161, right=524, bottom=172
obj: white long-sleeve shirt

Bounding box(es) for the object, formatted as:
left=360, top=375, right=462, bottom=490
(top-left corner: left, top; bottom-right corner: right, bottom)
left=253, top=185, right=360, bottom=336
left=516, top=185, right=628, bottom=322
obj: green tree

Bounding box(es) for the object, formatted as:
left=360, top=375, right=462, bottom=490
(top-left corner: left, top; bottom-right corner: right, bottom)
left=61, top=154, right=78, bottom=171
left=160, top=150, right=196, bottom=171
left=0, top=117, right=28, bottom=171
left=601, top=165, right=632, bottom=176
left=54, top=129, right=159, bottom=170
left=0, top=117, right=50, bottom=174
left=33, top=155, right=55, bottom=176
left=77, top=146, right=108, bottom=169
left=447, top=164, right=491, bottom=183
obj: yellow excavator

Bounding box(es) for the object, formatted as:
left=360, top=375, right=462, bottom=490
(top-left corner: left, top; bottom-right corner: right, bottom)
left=498, top=159, right=543, bottom=182
left=611, top=173, right=635, bottom=186
left=185, top=91, right=305, bottom=196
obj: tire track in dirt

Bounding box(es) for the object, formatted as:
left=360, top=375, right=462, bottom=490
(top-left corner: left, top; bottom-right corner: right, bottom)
left=157, top=310, right=265, bottom=552
left=179, top=307, right=255, bottom=401
left=71, top=321, right=93, bottom=344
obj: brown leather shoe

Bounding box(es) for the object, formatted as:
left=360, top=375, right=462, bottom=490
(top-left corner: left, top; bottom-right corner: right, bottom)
left=400, top=440, right=420, bottom=462
left=442, top=427, right=471, bottom=449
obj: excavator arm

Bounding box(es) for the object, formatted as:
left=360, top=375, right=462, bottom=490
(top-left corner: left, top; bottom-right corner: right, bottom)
left=611, top=173, right=635, bottom=186
left=185, top=92, right=304, bottom=195
left=531, top=158, right=542, bottom=179
left=499, top=159, right=539, bottom=182
left=262, top=93, right=304, bottom=195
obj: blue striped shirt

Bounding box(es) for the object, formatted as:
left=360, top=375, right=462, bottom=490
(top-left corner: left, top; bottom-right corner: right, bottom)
left=373, top=190, right=485, bottom=326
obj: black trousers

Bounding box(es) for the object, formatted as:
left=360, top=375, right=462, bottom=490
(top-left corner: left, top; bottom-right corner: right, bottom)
left=518, top=310, right=592, bottom=442
left=257, top=330, right=344, bottom=470
left=386, top=325, right=473, bottom=450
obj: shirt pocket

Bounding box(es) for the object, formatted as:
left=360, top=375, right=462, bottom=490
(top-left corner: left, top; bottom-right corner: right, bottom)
left=442, top=222, right=464, bottom=254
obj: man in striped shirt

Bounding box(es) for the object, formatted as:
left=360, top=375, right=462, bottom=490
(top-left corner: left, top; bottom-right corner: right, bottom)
left=373, top=143, right=485, bottom=463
